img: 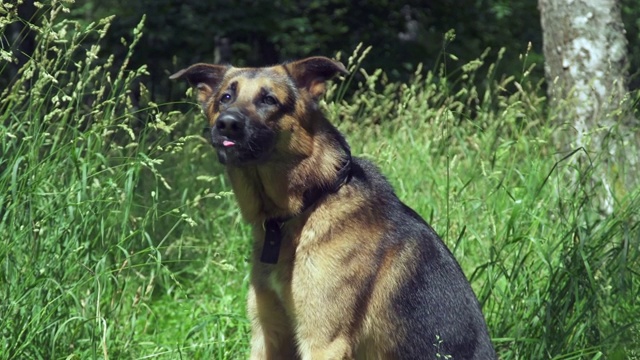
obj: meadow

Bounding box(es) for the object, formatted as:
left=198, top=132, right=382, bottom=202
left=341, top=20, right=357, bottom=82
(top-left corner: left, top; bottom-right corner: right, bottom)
left=1, top=5, right=639, bottom=359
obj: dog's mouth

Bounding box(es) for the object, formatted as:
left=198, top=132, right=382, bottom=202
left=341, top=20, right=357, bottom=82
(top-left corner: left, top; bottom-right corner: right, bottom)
left=210, top=112, right=276, bottom=165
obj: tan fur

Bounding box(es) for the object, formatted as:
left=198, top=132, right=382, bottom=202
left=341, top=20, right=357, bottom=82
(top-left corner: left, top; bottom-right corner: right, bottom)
left=175, top=59, right=403, bottom=359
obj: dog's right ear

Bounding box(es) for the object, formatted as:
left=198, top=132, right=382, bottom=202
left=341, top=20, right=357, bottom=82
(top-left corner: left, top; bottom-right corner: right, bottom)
left=170, top=64, right=228, bottom=108
left=285, top=57, right=348, bottom=99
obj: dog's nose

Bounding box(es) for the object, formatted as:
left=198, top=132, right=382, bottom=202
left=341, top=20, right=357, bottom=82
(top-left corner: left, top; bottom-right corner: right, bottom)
left=215, top=113, right=245, bottom=138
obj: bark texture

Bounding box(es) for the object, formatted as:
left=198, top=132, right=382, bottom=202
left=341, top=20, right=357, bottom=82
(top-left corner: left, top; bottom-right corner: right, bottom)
left=539, top=0, right=637, bottom=213
left=539, top=0, right=630, bottom=145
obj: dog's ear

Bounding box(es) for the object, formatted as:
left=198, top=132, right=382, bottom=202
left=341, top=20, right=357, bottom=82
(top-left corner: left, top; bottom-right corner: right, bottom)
left=285, top=57, right=348, bottom=99
left=170, top=64, right=228, bottom=108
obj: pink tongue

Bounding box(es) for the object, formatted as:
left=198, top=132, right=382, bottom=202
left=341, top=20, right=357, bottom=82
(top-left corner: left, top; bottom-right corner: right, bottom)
left=223, top=140, right=235, bottom=147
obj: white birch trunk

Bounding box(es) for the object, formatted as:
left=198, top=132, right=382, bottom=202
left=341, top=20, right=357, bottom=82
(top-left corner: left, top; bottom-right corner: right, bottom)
left=539, top=0, right=637, bottom=213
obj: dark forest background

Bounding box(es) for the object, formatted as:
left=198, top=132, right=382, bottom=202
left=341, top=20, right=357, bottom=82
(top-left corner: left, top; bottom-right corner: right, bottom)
left=4, top=0, right=640, bottom=103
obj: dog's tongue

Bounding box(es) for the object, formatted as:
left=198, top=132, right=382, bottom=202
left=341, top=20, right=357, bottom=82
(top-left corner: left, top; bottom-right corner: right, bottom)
left=223, top=140, right=235, bottom=147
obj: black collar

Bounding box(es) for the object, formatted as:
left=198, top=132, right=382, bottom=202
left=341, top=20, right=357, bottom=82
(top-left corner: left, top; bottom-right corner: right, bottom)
left=260, top=151, right=352, bottom=264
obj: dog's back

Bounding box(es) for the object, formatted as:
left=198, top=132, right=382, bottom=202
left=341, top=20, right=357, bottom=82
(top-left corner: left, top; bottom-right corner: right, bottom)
left=330, top=158, right=495, bottom=359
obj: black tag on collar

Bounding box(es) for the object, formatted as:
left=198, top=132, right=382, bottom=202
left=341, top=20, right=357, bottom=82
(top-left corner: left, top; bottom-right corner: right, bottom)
left=260, top=219, right=283, bottom=264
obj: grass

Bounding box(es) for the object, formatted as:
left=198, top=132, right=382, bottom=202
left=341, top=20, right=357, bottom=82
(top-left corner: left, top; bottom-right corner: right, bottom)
left=1, top=3, right=639, bottom=359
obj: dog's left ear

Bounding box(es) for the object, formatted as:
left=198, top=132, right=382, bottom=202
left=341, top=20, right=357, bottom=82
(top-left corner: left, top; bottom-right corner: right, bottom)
left=285, top=57, right=348, bottom=99
left=170, top=63, right=228, bottom=108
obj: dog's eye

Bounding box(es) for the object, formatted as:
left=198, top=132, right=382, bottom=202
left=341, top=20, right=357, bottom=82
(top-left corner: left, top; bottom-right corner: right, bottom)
left=220, top=93, right=232, bottom=104
left=263, top=95, right=278, bottom=106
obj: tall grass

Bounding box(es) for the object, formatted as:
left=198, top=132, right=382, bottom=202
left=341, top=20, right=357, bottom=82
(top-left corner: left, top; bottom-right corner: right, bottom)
left=1, top=2, right=245, bottom=358
left=2, top=3, right=639, bottom=359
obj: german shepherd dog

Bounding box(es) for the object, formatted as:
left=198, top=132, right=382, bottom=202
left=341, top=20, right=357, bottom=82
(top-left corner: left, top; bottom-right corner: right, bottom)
left=171, top=57, right=496, bottom=359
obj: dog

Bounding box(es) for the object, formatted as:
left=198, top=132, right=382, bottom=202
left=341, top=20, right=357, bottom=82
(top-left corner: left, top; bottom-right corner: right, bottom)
left=171, top=56, right=497, bottom=359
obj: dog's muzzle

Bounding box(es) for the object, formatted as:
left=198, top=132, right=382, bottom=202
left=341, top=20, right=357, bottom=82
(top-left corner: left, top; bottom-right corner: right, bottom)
left=210, top=110, right=276, bottom=166
left=214, top=111, right=246, bottom=140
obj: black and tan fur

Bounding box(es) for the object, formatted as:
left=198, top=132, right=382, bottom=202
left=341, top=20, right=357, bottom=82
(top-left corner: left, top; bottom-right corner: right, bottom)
left=171, top=57, right=496, bottom=359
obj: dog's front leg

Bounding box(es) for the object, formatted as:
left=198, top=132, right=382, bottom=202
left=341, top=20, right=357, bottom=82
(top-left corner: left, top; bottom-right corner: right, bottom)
left=293, top=297, right=357, bottom=360
left=291, top=260, right=360, bottom=360
left=248, top=284, right=299, bottom=360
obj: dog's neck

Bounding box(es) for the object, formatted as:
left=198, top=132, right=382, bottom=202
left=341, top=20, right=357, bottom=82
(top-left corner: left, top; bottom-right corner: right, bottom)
left=225, top=119, right=351, bottom=226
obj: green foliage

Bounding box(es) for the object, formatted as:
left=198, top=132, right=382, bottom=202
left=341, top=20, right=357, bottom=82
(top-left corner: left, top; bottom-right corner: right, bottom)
left=2, top=3, right=640, bottom=359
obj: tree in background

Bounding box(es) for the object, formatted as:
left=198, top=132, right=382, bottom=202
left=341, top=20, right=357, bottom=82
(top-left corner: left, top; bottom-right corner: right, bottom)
left=539, top=0, right=630, bottom=146
left=539, top=0, right=639, bottom=212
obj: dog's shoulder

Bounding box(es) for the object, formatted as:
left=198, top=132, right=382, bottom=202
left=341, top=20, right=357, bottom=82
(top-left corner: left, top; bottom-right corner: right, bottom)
left=347, top=157, right=397, bottom=200
left=347, top=157, right=437, bottom=234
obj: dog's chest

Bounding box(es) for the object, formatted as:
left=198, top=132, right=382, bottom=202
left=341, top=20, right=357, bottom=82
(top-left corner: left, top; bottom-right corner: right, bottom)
left=259, top=259, right=297, bottom=315
left=258, top=231, right=298, bottom=304
left=255, top=221, right=318, bottom=309
left=267, top=266, right=289, bottom=301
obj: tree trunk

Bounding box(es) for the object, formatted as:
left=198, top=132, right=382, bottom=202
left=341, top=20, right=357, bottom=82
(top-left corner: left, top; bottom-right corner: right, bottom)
left=538, top=0, right=638, bottom=213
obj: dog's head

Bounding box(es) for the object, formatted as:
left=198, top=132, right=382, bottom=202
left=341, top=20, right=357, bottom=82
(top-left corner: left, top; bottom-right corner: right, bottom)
left=170, top=57, right=347, bottom=166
